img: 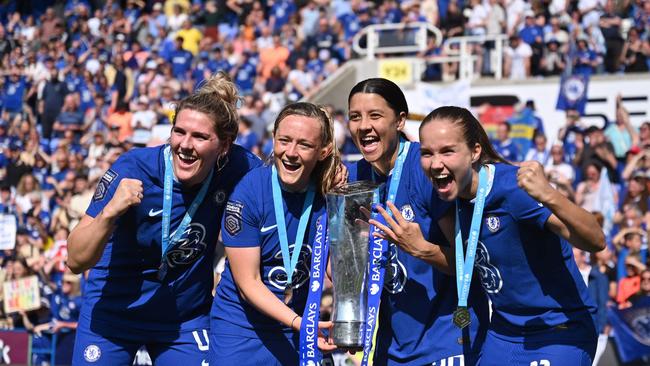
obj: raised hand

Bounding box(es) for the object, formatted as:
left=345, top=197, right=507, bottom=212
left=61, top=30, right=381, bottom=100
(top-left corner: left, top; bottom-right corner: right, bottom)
left=517, top=161, right=556, bottom=204
left=368, top=201, right=428, bottom=257
left=103, top=178, right=144, bottom=219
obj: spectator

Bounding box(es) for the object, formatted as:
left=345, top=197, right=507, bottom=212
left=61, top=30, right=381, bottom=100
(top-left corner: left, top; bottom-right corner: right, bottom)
left=558, top=109, right=585, bottom=163
left=52, top=95, right=84, bottom=140
left=628, top=269, right=650, bottom=304
left=259, top=33, right=290, bottom=81
left=504, top=35, right=533, bottom=80
left=2, top=66, right=27, bottom=118
left=575, top=126, right=618, bottom=183
left=525, top=132, right=550, bottom=165
left=544, top=16, right=570, bottom=49
left=106, top=100, right=133, bottom=144
left=573, top=35, right=599, bottom=76
left=286, top=57, right=315, bottom=102
left=130, top=96, right=156, bottom=147
left=492, top=122, right=521, bottom=161
left=169, top=36, right=193, bottom=80
left=605, top=94, right=638, bottom=165
left=545, top=143, right=576, bottom=185
left=620, top=27, right=649, bottom=73
left=600, top=0, right=625, bottom=73
left=177, top=19, right=202, bottom=56
left=541, top=39, right=566, bottom=75
left=572, top=247, right=609, bottom=366
left=39, top=59, right=69, bottom=140
left=234, top=116, right=259, bottom=153
left=576, top=163, right=609, bottom=212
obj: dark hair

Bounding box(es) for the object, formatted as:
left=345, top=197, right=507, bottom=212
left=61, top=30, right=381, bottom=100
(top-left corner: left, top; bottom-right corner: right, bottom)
left=273, top=102, right=340, bottom=195
left=172, top=71, right=239, bottom=148
left=348, top=78, right=408, bottom=117
left=421, top=106, right=508, bottom=165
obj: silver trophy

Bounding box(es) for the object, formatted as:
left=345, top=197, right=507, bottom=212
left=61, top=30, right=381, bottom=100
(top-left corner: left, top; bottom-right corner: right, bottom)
left=326, top=181, right=380, bottom=348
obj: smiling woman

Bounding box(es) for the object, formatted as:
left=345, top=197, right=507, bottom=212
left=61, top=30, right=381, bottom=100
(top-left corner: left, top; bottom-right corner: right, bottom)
left=378, top=105, right=606, bottom=366
left=66, top=72, right=262, bottom=365
left=210, top=103, right=340, bottom=365
left=346, top=78, right=488, bottom=366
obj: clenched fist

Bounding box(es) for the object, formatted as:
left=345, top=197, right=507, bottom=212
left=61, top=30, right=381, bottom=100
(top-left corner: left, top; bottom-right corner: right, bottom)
left=516, top=161, right=555, bottom=204
left=103, top=178, right=144, bottom=219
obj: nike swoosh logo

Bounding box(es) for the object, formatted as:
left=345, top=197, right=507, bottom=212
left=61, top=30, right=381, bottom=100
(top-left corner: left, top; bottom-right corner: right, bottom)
left=260, top=224, right=277, bottom=233
left=149, top=209, right=163, bottom=217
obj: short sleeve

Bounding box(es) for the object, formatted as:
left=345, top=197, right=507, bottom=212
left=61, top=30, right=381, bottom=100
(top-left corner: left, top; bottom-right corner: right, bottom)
left=221, top=173, right=262, bottom=247
left=506, top=185, right=552, bottom=230
left=85, top=154, right=134, bottom=218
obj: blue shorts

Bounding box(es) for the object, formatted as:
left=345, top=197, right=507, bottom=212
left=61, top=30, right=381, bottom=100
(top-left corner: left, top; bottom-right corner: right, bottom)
left=72, top=324, right=209, bottom=365
left=479, top=330, right=596, bottom=366
left=209, top=331, right=299, bottom=366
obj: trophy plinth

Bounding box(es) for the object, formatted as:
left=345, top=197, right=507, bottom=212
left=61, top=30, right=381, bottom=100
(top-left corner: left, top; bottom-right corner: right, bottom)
left=326, top=181, right=380, bottom=348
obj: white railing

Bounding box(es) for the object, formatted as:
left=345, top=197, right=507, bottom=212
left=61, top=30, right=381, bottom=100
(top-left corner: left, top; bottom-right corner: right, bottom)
left=425, top=34, right=509, bottom=81
left=352, top=22, right=443, bottom=60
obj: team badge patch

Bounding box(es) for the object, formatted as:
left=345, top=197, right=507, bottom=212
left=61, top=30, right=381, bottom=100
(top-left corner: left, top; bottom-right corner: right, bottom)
left=224, top=201, right=244, bottom=236
left=93, top=169, right=118, bottom=201
left=84, top=344, right=101, bottom=362
left=214, top=190, right=226, bottom=205
left=400, top=204, right=415, bottom=222
left=486, top=215, right=500, bottom=233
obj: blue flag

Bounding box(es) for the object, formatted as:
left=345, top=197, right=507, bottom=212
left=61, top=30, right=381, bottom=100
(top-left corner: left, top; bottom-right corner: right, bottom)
left=556, top=73, right=589, bottom=115
left=608, top=296, right=650, bottom=363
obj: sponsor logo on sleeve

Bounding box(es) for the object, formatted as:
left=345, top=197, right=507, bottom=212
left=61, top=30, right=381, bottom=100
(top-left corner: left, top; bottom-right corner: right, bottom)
left=224, top=201, right=244, bottom=236
left=93, top=169, right=118, bottom=201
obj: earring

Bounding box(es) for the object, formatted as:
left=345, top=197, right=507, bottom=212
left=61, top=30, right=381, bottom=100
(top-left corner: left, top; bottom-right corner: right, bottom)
left=216, top=154, right=229, bottom=172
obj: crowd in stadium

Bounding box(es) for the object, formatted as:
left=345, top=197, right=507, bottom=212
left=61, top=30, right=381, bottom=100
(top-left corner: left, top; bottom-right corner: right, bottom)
left=0, top=0, right=648, bottom=364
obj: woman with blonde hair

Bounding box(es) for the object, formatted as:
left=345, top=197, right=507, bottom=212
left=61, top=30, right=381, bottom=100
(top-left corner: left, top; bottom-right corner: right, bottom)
left=67, top=72, right=262, bottom=365
left=210, top=102, right=340, bottom=365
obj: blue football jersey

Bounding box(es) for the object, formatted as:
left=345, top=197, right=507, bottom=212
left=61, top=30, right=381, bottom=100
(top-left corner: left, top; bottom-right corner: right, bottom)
left=80, top=144, right=261, bottom=340
left=456, top=163, right=597, bottom=341
left=211, top=165, right=326, bottom=338
left=348, top=142, right=489, bottom=365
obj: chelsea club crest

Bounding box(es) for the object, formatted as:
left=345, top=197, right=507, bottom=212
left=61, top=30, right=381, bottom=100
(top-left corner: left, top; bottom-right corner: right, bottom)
left=400, top=204, right=415, bottom=222
left=214, top=190, right=226, bottom=204
left=486, top=215, right=500, bottom=233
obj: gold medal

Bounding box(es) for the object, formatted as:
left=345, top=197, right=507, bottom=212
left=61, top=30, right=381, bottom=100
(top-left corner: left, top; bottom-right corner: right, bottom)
left=453, top=307, right=471, bottom=329
left=283, top=283, right=293, bottom=304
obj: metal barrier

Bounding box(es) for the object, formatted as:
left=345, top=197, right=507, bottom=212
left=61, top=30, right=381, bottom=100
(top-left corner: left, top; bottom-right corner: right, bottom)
left=351, top=21, right=509, bottom=82
left=440, top=34, right=509, bottom=81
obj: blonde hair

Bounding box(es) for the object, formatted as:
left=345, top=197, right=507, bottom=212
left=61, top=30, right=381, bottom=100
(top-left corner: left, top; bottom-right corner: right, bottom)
left=172, top=71, right=240, bottom=148
left=273, top=102, right=340, bottom=195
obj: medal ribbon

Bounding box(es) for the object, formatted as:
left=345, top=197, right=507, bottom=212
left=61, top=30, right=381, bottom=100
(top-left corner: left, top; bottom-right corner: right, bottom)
left=362, top=139, right=409, bottom=366
left=271, top=165, right=315, bottom=290
left=454, top=166, right=489, bottom=308
left=161, top=146, right=213, bottom=271
left=299, top=212, right=329, bottom=366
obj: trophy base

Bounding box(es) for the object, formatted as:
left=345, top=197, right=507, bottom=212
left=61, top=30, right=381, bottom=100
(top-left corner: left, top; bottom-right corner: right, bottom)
left=332, top=321, right=364, bottom=348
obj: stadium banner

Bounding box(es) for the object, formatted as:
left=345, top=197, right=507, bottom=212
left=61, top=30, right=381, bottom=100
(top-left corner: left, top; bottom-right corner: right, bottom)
left=0, top=330, right=30, bottom=364
left=378, top=59, right=413, bottom=85
left=405, top=80, right=471, bottom=118
left=3, top=275, right=41, bottom=314
left=556, top=73, right=590, bottom=115
left=608, top=297, right=650, bottom=363
left=0, top=214, right=16, bottom=250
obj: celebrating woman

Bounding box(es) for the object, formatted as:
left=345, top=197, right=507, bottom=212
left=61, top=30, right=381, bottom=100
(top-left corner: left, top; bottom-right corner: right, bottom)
left=67, top=72, right=261, bottom=365
left=347, top=79, right=488, bottom=365
left=374, top=106, right=605, bottom=365
left=210, top=102, right=339, bottom=365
